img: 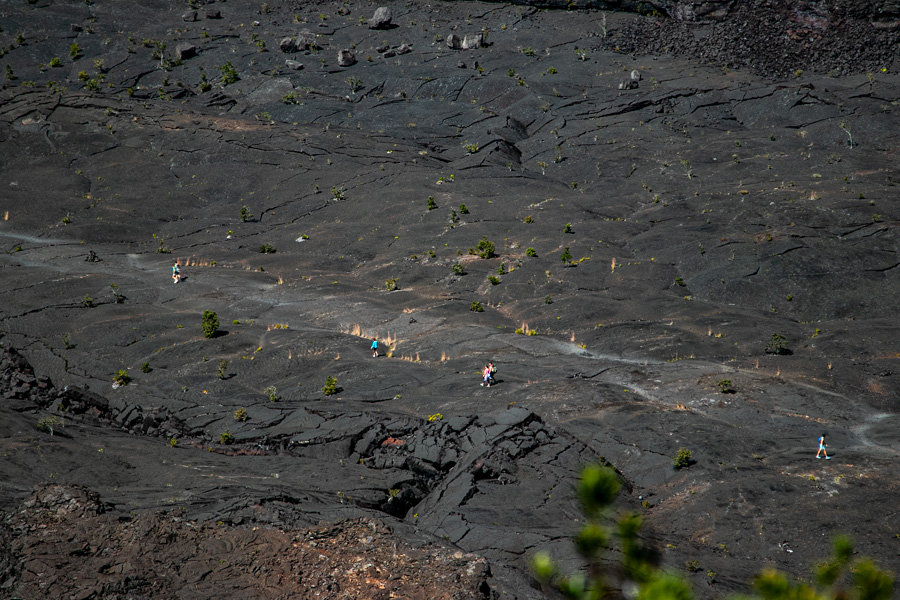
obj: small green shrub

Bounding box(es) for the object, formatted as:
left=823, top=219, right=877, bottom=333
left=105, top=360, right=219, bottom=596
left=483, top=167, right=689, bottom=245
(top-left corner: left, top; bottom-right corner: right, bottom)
left=673, top=447, right=693, bottom=469
left=560, top=247, right=572, bottom=263
left=48, top=57, right=62, bottom=68
left=220, top=430, right=234, bottom=445
left=62, top=334, right=74, bottom=349
left=234, top=408, right=248, bottom=421
left=544, top=295, right=553, bottom=304
left=69, top=42, right=82, bottom=59
left=141, top=362, right=151, bottom=373
left=110, top=283, right=124, bottom=303
left=524, top=215, right=534, bottom=223
left=220, top=61, right=239, bottom=85
left=471, top=236, right=495, bottom=259
left=459, top=204, right=469, bottom=214
left=240, top=205, right=252, bottom=222
left=331, top=186, right=345, bottom=201
left=463, top=142, right=480, bottom=154
left=259, top=243, right=276, bottom=254
left=470, top=301, right=484, bottom=312
left=451, top=262, right=465, bottom=275
left=322, top=375, right=339, bottom=396
left=216, top=359, right=228, bottom=379
left=169, top=437, right=178, bottom=447
left=717, top=379, right=733, bottom=393
left=82, top=294, right=93, bottom=308
left=427, top=196, right=437, bottom=210
left=113, top=369, right=130, bottom=386
left=675, top=277, right=685, bottom=286
left=384, top=278, right=398, bottom=291
left=564, top=222, right=573, bottom=233
left=526, top=247, right=537, bottom=257
left=766, top=333, right=789, bottom=355
left=264, top=385, right=278, bottom=402
left=488, top=275, right=500, bottom=285
left=201, top=310, right=219, bottom=338
left=36, top=416, right=64, bottom=435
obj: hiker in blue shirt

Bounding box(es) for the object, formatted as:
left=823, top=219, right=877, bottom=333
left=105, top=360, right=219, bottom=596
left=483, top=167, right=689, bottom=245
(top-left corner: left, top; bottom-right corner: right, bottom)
left=371, top=337, right=378, bottom=358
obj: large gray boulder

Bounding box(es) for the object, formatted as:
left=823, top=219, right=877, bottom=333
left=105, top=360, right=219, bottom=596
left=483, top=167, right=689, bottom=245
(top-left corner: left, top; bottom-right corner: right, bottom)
left=368, top=7, right=393, bottom=29
left=297, top=30, right=318, bottom=51
left=461, top=33, right=485, bottom=50
left=337, top=49, right=356, bottom=67
left=279, top=37, right=297, bottom=53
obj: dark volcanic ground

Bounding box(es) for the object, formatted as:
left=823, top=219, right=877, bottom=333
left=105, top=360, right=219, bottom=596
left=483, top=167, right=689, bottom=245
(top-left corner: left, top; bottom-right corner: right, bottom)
left=1, top=1, right=899, bottom=599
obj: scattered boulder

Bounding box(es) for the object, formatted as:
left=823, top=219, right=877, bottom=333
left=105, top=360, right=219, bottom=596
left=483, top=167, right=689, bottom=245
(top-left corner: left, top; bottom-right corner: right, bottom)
left=396, top=43, right=412, bottom=55
left=462, top=33, right=485, bottom=49
left=631, top=69, right=642, bottom=81
left=297, top=30, right=318, bottom=51
left=368, top=7, right=393, bottom=29
left=205, top=9, right=222, bottom=19
left=181, top=10, right=197, bottom=22
left=337, top=6, right=351, bottom=16
left=175, top=43, right=197, bottom=60
left=376, top=44, right=390, bottom=53
left=337, top=49, right=356, bottom=67
left=618, top=79, right=639, bottom=90
left=446, top=34, right=462, bottom=50
left=279, top=37, right=298, bottom=53
left=285, top=60, right=304, bottom=70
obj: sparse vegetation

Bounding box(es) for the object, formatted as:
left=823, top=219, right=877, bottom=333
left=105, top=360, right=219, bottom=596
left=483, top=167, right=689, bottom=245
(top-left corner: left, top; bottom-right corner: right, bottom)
left=488, top=275, right=500, bottom=285
left=113, top=369, right=131, bottom=387
left=718, top=379, right=733, bottom=393
left=220, top=430, right=234, bottom=445
left=470, top=236, right=495, bottom=259
left=470, top=301, right=484, bottom=312
left=141, top=362, right=151, bottom=373
left=427, top=196, right=437, bottom=210
left=673, top=447, right=693, bottom=469
left=560, top=247, right=572, bottom=264
left=201, top=310, right=219, bottom=338
left=216, top=359, right=228, bottom=379
left=384, top=278, right=398, bottom=291
left=234, top=408, right=248, bottom=421
left=82, top=294, right=93, bottom=308
left=766, top=333, right=789, bottom=355
left=240, top=205, right=253, bottom=222
left=220, top=61, right=239, bottom=85
left=264, top=385, right=278, bottom=402
left=36, top=416, right=64, bottom=435
left=258, top=243, right=277, bottom=254
left=451, top=262, right=466, bottom=275
left=69, top=42, right=82, bottom=59
left=109, top=283, right=124, bottom=303
left=322, top=375, right=339, bottom=396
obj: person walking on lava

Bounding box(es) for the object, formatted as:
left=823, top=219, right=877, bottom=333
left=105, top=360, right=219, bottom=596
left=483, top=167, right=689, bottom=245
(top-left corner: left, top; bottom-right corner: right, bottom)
left=816, top=433, right=831, bottom=459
